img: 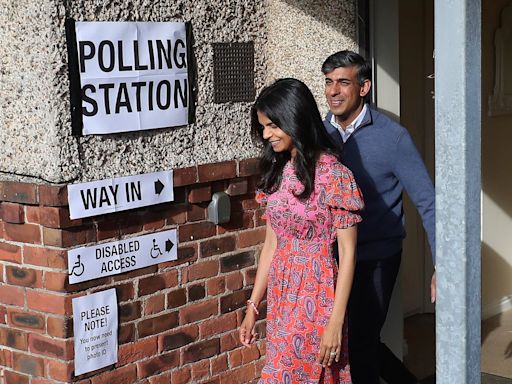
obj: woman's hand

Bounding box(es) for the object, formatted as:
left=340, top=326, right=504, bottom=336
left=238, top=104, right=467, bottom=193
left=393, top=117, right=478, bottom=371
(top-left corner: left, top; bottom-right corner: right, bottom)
left=239, top=310, right=258, bottom=347
left=317, top=318, right=343, bottom=367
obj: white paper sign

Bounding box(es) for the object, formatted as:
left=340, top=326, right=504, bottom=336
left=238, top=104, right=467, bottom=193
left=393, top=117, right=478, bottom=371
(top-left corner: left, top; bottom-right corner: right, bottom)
left=68, top=229, right=177, bottom=284
left=67, top=170, right=173, bottom=219
left=74, top=21, right=189, bottom=134
left=73, top=289, right=118, bottom=376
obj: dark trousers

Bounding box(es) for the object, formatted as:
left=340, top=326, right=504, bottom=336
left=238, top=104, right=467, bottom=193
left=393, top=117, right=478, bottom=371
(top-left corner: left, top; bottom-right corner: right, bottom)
left=348, top=252, right=417, bottom=384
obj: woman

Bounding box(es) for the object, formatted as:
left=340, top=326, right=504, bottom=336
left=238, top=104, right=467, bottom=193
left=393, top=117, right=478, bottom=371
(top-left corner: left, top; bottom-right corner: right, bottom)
left=239, top=78, right=364, bottom=383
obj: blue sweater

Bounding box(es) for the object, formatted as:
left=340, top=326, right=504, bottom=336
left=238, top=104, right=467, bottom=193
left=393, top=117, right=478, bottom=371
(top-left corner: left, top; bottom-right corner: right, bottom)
left=324, top=107, right=435, bottom=263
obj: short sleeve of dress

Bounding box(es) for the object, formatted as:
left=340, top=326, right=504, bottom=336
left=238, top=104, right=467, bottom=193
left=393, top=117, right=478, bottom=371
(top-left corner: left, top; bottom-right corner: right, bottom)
left=325, top=161, right=364, bottom=229
left=255, top=189, right=268, bottom=220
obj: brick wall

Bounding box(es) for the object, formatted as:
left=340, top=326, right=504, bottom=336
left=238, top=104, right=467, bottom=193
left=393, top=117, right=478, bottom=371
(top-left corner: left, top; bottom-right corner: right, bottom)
left=0, top=158, right=267, bottom=384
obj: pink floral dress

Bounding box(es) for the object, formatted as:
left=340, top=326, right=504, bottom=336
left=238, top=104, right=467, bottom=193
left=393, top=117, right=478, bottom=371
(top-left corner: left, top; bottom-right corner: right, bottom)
left=257, top=153, right=364, bottom=384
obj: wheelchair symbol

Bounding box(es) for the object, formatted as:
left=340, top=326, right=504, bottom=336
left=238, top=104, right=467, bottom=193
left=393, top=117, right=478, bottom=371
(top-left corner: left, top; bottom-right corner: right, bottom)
left=150, top=239, right=163, bottom=259
left=69, top=255, right=85, bottom=277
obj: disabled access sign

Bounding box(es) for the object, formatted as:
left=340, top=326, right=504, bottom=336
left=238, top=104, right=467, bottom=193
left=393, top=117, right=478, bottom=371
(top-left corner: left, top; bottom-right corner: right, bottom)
left=68, top=229, right=177, bottom=284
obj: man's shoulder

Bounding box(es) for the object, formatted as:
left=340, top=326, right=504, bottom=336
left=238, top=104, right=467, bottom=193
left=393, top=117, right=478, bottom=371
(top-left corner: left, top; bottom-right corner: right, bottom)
left=367, top=107, right=405, bottom=132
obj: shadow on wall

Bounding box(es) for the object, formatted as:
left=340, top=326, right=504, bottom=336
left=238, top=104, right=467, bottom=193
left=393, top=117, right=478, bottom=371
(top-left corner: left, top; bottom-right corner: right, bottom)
left=481, top=242, right=512, bottom=342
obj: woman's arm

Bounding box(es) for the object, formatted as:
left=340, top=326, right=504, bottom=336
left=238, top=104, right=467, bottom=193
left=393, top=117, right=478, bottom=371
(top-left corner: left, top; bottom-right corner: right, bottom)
left=239, top=221, right=277, bottom=347
left=317, top=225, right=357, bottom=366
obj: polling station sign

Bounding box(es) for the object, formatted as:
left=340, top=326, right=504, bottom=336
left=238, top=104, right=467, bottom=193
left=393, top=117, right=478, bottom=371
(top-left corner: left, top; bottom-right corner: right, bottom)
left=73, top=289, right=118, bottom=376
left=68, top=229, right=177, bottom=284
left=67, top=170, right=173, bottom=219
left=65, top=20, right=194, bottom=135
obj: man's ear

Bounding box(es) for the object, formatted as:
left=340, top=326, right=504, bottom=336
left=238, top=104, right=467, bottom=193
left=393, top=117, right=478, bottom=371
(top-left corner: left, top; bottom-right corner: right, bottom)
left=360, top=80, right=371, bottom=97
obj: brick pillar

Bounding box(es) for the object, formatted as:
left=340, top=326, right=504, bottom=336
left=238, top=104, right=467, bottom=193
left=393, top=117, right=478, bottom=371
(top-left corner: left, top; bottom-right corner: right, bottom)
left=0, top=158, right=266, bottom=384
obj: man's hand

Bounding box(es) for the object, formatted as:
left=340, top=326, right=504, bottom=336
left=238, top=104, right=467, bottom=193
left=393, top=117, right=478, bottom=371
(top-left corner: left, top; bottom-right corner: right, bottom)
left=431, top=271, right=436, bottom=303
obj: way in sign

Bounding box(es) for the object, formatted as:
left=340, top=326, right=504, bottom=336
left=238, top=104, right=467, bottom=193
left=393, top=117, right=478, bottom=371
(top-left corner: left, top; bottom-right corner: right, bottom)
left=68, top=170, right=173, bottom=220
left=81, top=181, right=142, bottom=209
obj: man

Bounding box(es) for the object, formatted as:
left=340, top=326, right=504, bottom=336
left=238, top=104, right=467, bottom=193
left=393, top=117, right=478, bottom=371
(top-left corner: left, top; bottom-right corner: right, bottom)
left=322, top=50, right=436, bottom=383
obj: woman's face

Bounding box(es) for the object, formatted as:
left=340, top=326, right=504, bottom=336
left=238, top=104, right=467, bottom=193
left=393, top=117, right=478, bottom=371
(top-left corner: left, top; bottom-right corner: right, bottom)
left=257, top=111, right=295, bottom=155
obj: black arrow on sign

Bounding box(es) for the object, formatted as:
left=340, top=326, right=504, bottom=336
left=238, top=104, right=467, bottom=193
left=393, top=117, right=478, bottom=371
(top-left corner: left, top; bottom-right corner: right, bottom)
left=165, top=239, right=174, bottom=253
left=154, top=179, right=165, bottom=195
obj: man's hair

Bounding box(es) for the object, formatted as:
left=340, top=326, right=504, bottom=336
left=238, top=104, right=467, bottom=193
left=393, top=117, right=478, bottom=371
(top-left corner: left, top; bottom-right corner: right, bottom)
left=321, top=50, right=372, bottom=85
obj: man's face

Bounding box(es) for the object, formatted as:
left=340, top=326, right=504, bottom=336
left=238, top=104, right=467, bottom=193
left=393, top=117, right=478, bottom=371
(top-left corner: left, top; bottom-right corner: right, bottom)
left=324, top=66, right=370, bottom=127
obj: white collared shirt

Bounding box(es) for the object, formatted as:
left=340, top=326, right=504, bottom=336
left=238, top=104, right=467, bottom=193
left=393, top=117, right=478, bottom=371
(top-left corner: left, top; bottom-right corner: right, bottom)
left=330, top=104, right=368, bottom=143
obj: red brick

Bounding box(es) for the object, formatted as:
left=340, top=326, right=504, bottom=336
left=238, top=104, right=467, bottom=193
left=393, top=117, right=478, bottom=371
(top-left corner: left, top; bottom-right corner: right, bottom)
left=199, top=312, right=237, bottom=338
left=159, top=324, right=198, bottom=352
left=0, top=284, right=24, bottom=306
left=1, top=202, right=24, bottom=223
left=142, top=211, right=166, bottom=231
left=23, top=246, right=67, bottom=269
left=119, top=301, right=141, bottom=323
left=38, top=184, right=68, bottom=207
left=46, top=316, right=73, bottom=338
left=220, top=330, right=239, bottom=352
left=229, top=348, right=243, bottom=368
left=148, top=372, right=171, bottom=384
left=211, top=354, right=228, bottom=375
left=160, top=243, right=198, bottom=268
left=0, top=182, right=38, bottom=204
left=0, top=305, right=6, bottom=324
left=138, top=312, right=179, bottom=338
left=42, top=271, right=67, bottom=292
left=27, top=206, right=81, bottom=229
left=137, top=350, right=179, bottom=378
left=138, top=270, right=178, bottom=296
left=170, top=366, right=191, bottom=384
left=46, top=359, right=73, bottom=382
left=167, top=288, right=187, bottom=309
left=220, top=251, right=255, bottom=273
left=185, top=260, right=219, bottom=282
left=242, top=343, right=261, bottom=364
left=179, top=299, right=218, bottom=324
left=191, top=359, right=210, bottom=381
left=255, top=208, right=266, bottom=226
left=173, top=166, right=198, bottom=187
left=7, top=309, right=45, bottom=332
left=182, top=338, right=220, bottom=364
left=200, top=235, right=236, bottom=258
left=5, top=266, right=43, bottom=288
left=119, top=323, right=135, bottom=345
left=42, top=226, right=95, bottom=247
left=226, top=272, right=244, bottom=291
left=26, top=290, right=72, bottom=315
left=0, top=328, right=27, bottom=350
left=188, top=185, right=212, bottom=204
left=90, top=364, right=136, bottom=384
left=31, top=379, right=54, bottom=384
left=165, top=204, right=187, bottom=225
left=3, top=222, right=41, bottom=244
left=217, top=211, right=254, bottom=234
left=219, top=363, right=256, bottom=384
left=198, top=161, right=237, bottom=183
left=207, top=276, right=226, bottom=296
left=238, top=227, right=266, bottom=248
left=115, top=282, right=135, bottom=302
left=28, top=334, right=73, bottom=359
left=238, top=158, right=260, bottom=177
left=226, top=179, right=248, bottom=196
left=241, top=196, right=260, bottom=210
left=11, top=351, right=44, bottom=376
left=179, top=221, right=216, bottom=242
left=0, top=348, right=12, bottom=367
left=244, top=267, right=257, bottom=285
left=187, top=203, right=206, bottom=222
left=117, top=337, right=157, bottom=366
left=220, top=289, right=252, bottom=314
left=201, top=377, right=221, bottom=384
left=4, top=370, right=29, bottom=384
left=144, top=294, right=165, bottom=315
left=96, top=219, right=120, bottom=241
left=188, top=283, right=206, bottom=303
left=0, top=242, right=21, bottom=263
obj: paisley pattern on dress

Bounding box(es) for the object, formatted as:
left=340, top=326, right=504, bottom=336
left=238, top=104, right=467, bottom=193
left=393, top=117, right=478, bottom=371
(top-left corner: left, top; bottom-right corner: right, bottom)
left=257, top=153, right=363, bottom=384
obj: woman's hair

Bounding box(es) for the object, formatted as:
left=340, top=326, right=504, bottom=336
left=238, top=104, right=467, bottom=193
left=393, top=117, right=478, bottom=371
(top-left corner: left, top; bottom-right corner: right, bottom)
left=251, top=78, right=340, bottom=200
